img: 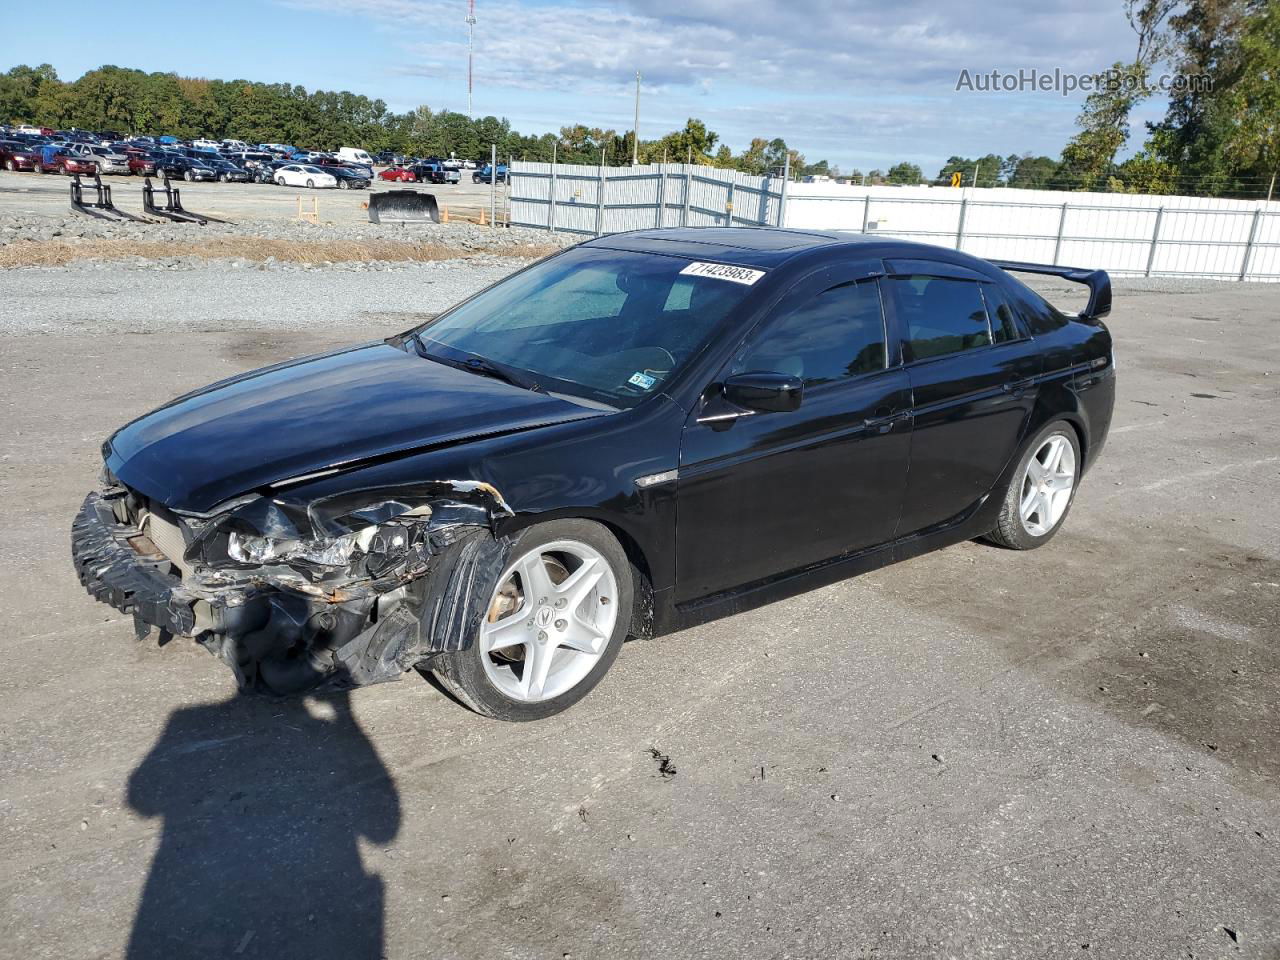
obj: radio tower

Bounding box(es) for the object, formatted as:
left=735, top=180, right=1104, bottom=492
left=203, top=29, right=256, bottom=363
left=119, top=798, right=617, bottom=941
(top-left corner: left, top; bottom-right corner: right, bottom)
left=466, top=0, right=477, bottom=118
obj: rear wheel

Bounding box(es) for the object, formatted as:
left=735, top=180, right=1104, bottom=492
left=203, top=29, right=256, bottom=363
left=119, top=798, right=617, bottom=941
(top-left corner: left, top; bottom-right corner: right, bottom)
left=338, top=179, right=350, bottom=189
left=433, top=519, right=632, bottom=721
left=34, top=162, right=44, bottom=174
left=986, top=421, right=1081, bottom=550
left=185, top=169, right=195, bottom=182
left=5, top=159, right=15, bottom=171
left=306, top=178, right=315, bottom=188
left=276, top=175, right=286, bottom=186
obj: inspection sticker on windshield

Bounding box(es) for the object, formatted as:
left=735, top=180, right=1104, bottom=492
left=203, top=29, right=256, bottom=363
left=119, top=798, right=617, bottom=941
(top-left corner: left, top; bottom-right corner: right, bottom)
left=628, top=371, right=658, bottom=390
left=679, top=261, right=766, bottom=285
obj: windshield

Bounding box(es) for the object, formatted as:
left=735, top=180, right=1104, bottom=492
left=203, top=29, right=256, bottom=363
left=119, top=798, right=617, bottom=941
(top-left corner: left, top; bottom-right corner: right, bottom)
left=412, top=246, right=757, bottom=409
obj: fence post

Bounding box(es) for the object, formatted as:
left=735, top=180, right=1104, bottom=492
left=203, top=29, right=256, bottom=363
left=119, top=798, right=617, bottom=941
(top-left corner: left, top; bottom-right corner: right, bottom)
left=1239, top=208, right=1263, bottom=281
left=1052, top=202, right=1068, bottom=265
left=726, top=179, right=736, bottom=227
left=682, top=164, right=691, bottom=227
left=595, top=149, right=606, bottom=237
left=861, top=195, right=871, bottom=234
left=489, top=143, right=497, bottom=228
left=955, top=197, right=968, bottom=250
left=778, top=153, right=790, bottom=227
left=1145, top=206, right=1165, bottom=277
left=548, top=144, right=557, bottom=233
left=656, top=163, right=666, bottom=229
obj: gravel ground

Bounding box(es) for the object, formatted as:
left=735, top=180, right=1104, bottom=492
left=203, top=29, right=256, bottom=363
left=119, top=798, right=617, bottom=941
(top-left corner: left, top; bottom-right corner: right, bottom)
left=0, top=211, right=571, bottom=253
left=0, top=257, right=526, bottom=333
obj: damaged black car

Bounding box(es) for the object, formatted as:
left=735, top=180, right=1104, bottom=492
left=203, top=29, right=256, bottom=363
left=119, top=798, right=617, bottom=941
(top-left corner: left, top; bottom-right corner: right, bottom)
left=72, top=228, right=1115, bottom=720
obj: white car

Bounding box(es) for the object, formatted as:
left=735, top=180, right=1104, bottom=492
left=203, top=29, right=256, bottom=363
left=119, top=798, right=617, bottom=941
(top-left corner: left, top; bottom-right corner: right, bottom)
left=274, top=164, right=338, bottom=189
left=67, top=143, right=130, bottom=175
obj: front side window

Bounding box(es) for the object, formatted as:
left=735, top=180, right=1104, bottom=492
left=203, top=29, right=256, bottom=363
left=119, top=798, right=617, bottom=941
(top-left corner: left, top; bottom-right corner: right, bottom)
left=416, top=247, right=756, bottom=408
left=733, top=279, right=886, bottom=386
left=888, top=275, right=992, bottom=362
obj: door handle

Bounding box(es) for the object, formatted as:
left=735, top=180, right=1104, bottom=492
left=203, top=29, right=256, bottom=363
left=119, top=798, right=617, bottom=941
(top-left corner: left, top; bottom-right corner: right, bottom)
left=864, top=410, right=907, bottom=433
left=1002, top=377, right=1035, bottom=396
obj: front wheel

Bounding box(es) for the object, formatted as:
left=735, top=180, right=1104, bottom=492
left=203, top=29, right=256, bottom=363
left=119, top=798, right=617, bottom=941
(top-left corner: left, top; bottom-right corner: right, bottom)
left=432, top=519, right=633, bottom=721
left=5, top=159, right=15, bottom=172
left=185, top=170, right=195, bottom=182
left=338, top=179, right=349, bottom=189
left=986, top=421, right=1082, bottom=550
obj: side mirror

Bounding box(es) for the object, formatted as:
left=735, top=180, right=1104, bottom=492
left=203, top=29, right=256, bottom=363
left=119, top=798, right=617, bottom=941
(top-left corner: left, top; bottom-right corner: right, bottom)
left=723, top=372, right=804, bottom=413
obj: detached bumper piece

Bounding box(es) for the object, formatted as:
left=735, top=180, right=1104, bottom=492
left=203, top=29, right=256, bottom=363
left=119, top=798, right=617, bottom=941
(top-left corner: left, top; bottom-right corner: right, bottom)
left=71, top=493, right=196, bottom=637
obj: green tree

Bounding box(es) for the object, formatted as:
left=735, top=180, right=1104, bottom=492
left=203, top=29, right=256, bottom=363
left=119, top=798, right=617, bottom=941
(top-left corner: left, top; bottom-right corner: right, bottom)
left=886, top=161, right=923, bottom=184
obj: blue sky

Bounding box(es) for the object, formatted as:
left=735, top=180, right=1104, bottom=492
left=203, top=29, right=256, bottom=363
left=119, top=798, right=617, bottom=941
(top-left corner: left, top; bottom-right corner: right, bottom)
left=2, top=0, right=1162, bottom=176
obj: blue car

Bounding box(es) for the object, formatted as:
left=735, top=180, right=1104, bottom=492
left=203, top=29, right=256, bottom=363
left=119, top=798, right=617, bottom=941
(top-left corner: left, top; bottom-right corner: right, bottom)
left=473, top=163, right=508, bottom=184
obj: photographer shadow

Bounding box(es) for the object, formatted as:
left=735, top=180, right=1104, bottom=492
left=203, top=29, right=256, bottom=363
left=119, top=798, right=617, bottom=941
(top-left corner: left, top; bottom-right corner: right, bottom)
left=126, top=690, right=400, bottom=960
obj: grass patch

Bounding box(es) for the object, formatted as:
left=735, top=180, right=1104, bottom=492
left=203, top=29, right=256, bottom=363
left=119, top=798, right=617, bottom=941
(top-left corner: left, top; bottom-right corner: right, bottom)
left=0, top=236, right=563, bottom=268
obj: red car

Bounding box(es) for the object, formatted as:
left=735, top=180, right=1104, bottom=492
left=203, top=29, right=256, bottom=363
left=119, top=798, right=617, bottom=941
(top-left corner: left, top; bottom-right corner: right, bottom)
left=378, top=166, right=418, bottom=182
left=0, top=140, right=39, bottom=171
left=36, top=153, right=98, bottom=176
left=122, top=149, right=158, bottom=176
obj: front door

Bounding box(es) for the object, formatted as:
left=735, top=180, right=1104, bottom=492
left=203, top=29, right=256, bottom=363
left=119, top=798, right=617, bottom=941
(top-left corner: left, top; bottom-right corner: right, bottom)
left=675, top=271, right=912, bottom=604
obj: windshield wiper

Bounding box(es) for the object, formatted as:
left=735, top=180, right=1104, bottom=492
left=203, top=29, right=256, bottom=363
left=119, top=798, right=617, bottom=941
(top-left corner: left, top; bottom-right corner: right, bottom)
left=408, top=335, right=543, bottom=393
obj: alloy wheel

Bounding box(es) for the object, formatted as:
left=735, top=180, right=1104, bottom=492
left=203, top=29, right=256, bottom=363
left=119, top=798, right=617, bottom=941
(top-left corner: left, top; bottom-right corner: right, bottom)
left=479, top=539, right=619, bottom=703
left=1019, top=434, right=1076, bottom=537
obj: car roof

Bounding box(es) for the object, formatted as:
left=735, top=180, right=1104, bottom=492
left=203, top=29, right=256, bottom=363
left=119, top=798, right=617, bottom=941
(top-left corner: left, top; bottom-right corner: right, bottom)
left=584, top=226, right=1005, bottom=274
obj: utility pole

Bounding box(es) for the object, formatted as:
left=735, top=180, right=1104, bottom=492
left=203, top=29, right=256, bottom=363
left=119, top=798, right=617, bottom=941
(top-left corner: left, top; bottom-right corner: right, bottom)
left=465, top=0, right=477, bottom=118
left=972, top=160, right=980, bottom=188
left=632, top=71, right=641, bottom=166
left=1268, top=170, right=1276, bottom=203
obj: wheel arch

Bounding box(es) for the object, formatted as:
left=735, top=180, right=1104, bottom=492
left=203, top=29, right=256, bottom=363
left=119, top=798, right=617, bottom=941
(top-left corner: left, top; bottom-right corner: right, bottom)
left=495, top=507, right=658, bottom=639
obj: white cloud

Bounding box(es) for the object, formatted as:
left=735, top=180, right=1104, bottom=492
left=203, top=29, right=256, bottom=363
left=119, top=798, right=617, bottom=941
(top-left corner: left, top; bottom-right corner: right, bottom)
left=278, top=0, right=1146, bottom=169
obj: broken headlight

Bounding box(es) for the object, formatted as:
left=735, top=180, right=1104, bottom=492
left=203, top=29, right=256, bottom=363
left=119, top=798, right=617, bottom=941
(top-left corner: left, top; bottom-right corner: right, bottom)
left=228, top=530, right=364, bottom=568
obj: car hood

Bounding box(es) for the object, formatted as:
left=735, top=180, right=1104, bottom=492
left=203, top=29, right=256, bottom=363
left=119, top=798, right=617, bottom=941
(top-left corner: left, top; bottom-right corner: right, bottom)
left=106, top=342, right=605, bottom=513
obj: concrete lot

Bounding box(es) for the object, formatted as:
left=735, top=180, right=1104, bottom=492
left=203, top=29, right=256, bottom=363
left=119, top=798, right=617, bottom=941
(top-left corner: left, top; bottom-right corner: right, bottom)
left=0, top=167, right=507, bottom=223
left=0, top=267, right=1277, bottom=959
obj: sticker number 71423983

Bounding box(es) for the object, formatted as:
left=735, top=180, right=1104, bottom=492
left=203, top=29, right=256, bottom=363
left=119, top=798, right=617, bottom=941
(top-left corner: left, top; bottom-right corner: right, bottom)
left=678, top=261, right=766, bottom=286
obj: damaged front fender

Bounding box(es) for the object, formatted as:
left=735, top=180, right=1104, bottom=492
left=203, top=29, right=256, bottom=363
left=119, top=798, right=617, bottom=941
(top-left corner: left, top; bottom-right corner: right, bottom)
left=71, top=478, right=516, bottom=696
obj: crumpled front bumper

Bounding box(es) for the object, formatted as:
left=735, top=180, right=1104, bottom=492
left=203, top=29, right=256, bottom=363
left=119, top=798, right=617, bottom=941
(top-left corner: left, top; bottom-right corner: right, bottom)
left=71, top=491, right=197, bottom=637
left=70, top=488, right=510, bottom=695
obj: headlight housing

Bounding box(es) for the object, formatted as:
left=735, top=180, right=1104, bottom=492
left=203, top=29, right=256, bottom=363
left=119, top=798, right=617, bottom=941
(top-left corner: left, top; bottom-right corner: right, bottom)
left=228, top=530, right=364, bottom=568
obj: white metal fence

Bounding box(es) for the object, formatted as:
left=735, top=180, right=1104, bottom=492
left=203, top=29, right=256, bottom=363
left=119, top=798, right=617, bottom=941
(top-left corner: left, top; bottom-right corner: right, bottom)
left=509, top=162, right=786, bottom=235
left=508, top=162, right=1280, bottom=282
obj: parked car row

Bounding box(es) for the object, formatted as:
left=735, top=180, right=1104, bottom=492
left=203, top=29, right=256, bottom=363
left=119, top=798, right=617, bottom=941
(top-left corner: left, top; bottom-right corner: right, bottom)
left=1, top=126, right=505, bottom=192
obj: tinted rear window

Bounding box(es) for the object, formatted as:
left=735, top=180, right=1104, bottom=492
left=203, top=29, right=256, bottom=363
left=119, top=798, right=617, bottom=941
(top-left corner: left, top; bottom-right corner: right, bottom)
left=887, top=276, right=992, bottom=362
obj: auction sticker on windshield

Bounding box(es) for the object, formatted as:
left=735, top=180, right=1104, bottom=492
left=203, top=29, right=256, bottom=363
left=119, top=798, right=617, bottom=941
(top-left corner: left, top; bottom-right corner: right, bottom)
left=679, top=261, right=766, bottom=285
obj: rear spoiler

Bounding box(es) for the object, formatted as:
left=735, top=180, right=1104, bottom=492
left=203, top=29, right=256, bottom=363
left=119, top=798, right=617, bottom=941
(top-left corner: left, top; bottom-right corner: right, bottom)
left=989, top=260, right=1111, bottom=320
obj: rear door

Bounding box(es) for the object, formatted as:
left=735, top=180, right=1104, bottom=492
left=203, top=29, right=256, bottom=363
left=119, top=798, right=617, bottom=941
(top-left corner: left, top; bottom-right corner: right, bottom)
left=675, top=268, right=911, bottom=603
left=883, top=263, right=1042, bottom=535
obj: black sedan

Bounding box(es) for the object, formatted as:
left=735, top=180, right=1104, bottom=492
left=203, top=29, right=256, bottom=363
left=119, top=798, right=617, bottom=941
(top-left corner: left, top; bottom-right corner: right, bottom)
left=71, top=229, right=1114, bottom=720
left=324, top=164, right=371, bottom=189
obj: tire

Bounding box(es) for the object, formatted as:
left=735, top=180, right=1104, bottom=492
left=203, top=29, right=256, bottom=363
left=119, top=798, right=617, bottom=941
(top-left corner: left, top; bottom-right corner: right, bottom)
left=306, top=179, right=314, bottom=188
left=432, top=519, right=633, bottom=721
left=5, top=159, right=15, bottom=172
left=338, top=179, right=350, bottom=189
left=276, top=176, right=286, bottom=186
left=34, top=162, right=44, bottom=175
left=184, top=170, right=195, bottom=182
left=986, top=420, right=1082, bottom=550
